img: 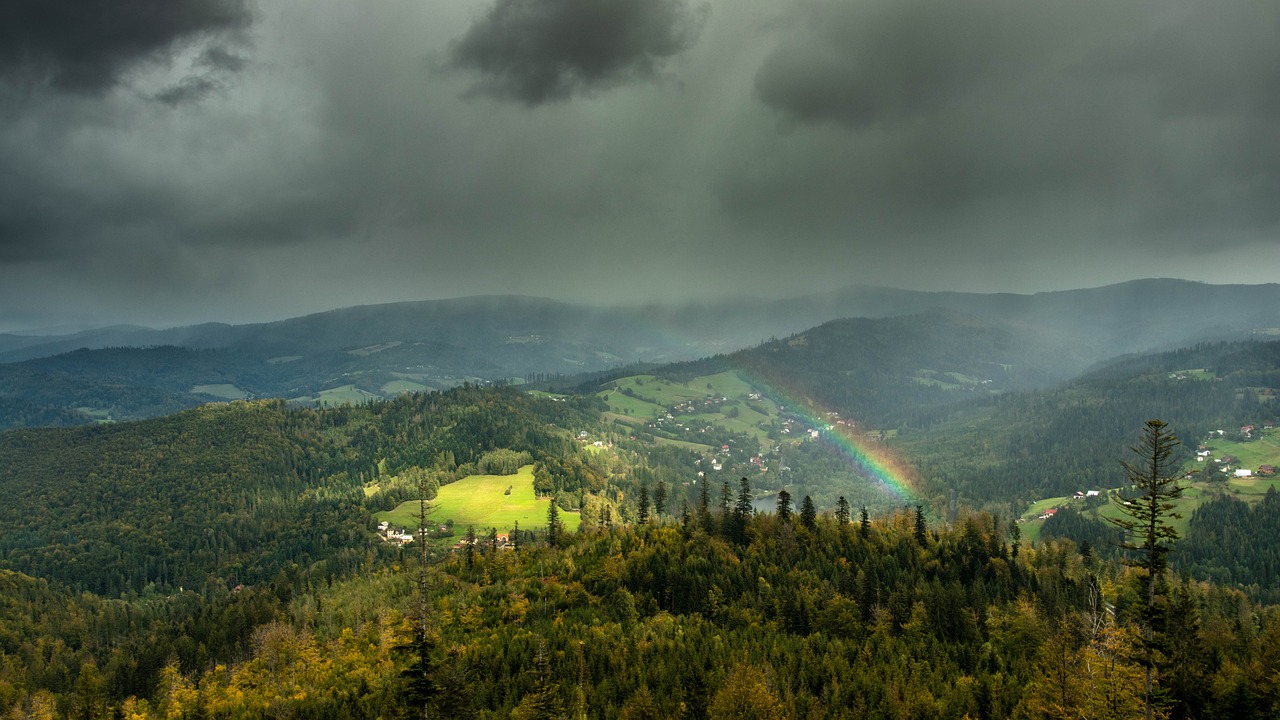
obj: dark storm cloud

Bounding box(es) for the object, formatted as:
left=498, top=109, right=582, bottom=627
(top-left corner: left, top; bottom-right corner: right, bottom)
left=152, top=76, right=220, bottom=106
left=451, top=0, right=707, bottom=104
left=0, top=0, right=252, bottom=93
left=198, top=46, right=247, bottom=73
left=732, top=0, right=1280, bottom=251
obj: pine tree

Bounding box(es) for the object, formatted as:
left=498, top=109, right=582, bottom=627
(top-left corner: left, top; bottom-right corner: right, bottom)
left=697, top=477, right=713, bottom=532
left=1105, top=419, right=1183, bottom=720
left=638, top=483, right=651, bottom=525
left=653, top=481, right=667, bottom=516
left=402, top=472, right=439, bottom=720
left=914, top=505, right=928, bottom=546
left=732, top=477, right=754, bottom=544
left=800, top=495, right=817, bottom=531
left=835, top=496, right=850, bottom=525
left=776, top=489, right=792, bottom=522
left=546, top=497, right=563, bottom=547
left=860, top=506, right=870, bottom=539
left=1008, top=517, right=1021, bottom=558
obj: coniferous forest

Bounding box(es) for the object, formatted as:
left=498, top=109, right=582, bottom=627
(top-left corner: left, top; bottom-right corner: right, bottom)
left=1, top=375, right=1279, bottom=718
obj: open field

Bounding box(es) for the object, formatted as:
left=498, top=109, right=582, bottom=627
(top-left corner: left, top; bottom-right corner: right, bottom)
left=75, top=407, right=112, bottom=423
left=600, top=370, right=782, bottom=445
left=600, top=389, right=664, bottom=419
left=293, top=384, right=382, bottom=407
left=191, top=384, right=249, bottom=399
left=1020, top=479, right=1278, bottom=545
left=375, top=465, right=580, bottom=533
left=1018, top=427, right=1280, bottom=545
left=653, top=436, right=714, bottom=451
left=380, top=380, right=429, bottom=395
left=1199, top=427, right=1280, bottom=472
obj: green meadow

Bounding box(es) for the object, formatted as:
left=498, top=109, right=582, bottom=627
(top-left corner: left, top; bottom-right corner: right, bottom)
left=293, top=384, right=382, bottom=407
left=599, top=370, right=783, bottom=444
left=376, top=465, right=580, bottom=533
left=191, top=384, right=249, bottom=400
left=1201, top=427, right=1280, bottom=472
left=380, top=379, right=429, bottom=395
left=1018, top=429, right=1280, bottom=545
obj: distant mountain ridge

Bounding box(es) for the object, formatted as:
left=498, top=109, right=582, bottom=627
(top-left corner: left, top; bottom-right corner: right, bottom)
left=5, top=279, right=1280, bottom=364
left=2, top=279, right=1280, bottom=429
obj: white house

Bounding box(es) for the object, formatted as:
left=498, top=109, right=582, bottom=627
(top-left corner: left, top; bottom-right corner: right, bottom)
left=1235, top=469, right=1253, bottom=478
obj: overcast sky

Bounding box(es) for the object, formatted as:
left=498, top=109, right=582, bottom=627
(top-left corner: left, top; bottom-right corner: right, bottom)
left=2, top=0, right=1278, bottom=331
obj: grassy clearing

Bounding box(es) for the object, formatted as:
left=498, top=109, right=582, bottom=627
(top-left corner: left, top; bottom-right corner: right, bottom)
left=318, top=385, right=381, bottom=406
left=376, top=465, right=580, bottom=533
left=1200, top=428, right=1280, bottom=471
left=1228, top=475, right=1280, bottom=496
left=600, top=370, right=783, bottom=446
left=291, top=384, right=382, bottom=407
left=380, top=380, right=429, bottom=395
left=76, top=407, right=112, bottom=423
left=600, top=390, right=664, bottom=419
left=653, top=436, right=714, bottom=451
left=912, top=369, right=987, bottom=390
left=191, top=384, right=249, bottom=400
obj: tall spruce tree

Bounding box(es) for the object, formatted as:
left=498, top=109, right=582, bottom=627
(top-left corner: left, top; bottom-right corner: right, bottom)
left=776, top=489, right=792, bottom=522
left=730, top=477, right=754, bottom=544
left=403, top=471, right=439, bottom=719
left=653, top=481, right=667, bottom=516
left=835, top=496, right=850, bottom=526
left=638, top=483, right=651, bottom=525
left=697, top=477, right=713, bottom=532
left=800, top=495, right=817, bottom=531
left=546, top=497, right=563, bottom=547
left=1106, top=419, right=1183, bottom=720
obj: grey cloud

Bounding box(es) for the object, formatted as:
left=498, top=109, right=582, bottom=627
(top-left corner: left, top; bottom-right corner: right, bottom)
left=199, top=46, right=248, bottom=73
left=0, top=0, right=252, bottom=94
left=730, top=0, right=1280, bottom=252
left=755, top=0, right=1043, bottom=127
left=152, top=76, right=219, bottom=106
left=451, top=0, right=707, bottom=104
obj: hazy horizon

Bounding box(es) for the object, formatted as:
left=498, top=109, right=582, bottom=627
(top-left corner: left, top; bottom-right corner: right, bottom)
left=4, top=1, right=1279, bottom=331
left=3, top=276, right=1276, bottom=336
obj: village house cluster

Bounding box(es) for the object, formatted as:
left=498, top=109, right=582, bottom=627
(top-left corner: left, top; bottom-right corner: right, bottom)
left=1196, top=422, right=1278, bottom=478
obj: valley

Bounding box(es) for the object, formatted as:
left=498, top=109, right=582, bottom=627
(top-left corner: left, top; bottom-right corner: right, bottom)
left=2, top=281, right=1280, bottom=719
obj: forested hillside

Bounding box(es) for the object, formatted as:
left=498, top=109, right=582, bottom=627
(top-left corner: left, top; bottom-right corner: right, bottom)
left=2, top=364, right=1280, bottom=717
left=0, top=386, right=636, bottom=596
left=895, top=340, right=1280, bottom=505
left=5, top=504, right=1278, bottom=719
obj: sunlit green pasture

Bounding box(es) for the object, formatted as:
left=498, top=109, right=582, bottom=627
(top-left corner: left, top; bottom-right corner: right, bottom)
left=376, top=465, right=579, bottom=533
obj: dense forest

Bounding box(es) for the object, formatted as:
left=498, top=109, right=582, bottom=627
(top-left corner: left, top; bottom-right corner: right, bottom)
left=2, top=369, right=1280, bottom=717
left=4, top=503, right=1279, bottom=719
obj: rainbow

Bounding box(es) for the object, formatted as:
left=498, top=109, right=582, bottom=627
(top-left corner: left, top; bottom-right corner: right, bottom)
left=737, top=371, right=920, bottom=504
